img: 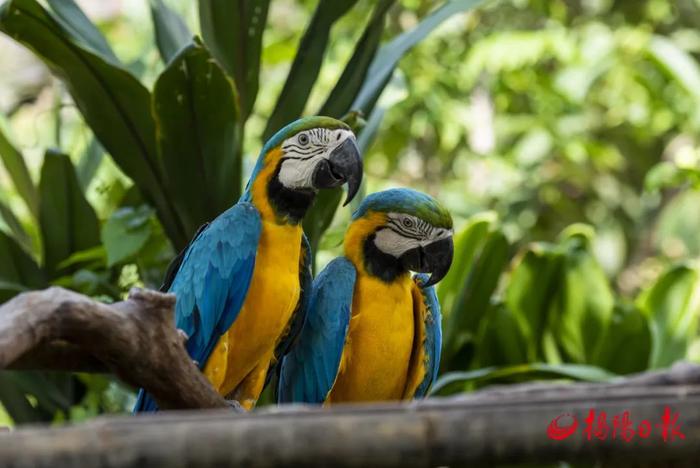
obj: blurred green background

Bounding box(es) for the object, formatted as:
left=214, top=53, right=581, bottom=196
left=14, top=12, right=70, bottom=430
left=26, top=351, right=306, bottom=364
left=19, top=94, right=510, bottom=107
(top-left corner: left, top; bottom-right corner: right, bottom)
left=1, top=0, right=700, bottom=426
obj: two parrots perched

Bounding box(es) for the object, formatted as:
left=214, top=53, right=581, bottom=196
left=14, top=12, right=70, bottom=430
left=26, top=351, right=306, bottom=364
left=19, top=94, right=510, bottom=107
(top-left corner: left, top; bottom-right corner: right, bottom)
left=134, top=116, right=454, bottom=411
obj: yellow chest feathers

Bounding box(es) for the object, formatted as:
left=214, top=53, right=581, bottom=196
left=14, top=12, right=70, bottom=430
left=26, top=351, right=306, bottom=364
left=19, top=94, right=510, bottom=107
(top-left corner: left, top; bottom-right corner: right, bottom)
left=327, top=273, right=415, bottom=403
left=243, top=221, right=303, bottom=324
left=204, top=221, right=302, bottom=395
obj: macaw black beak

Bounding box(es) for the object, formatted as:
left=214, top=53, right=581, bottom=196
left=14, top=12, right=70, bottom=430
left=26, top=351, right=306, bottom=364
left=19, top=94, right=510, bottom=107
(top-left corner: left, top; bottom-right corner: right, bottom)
left=399, top=236, right=454, bottom=287
left=311, top=136, right=363, bottom=206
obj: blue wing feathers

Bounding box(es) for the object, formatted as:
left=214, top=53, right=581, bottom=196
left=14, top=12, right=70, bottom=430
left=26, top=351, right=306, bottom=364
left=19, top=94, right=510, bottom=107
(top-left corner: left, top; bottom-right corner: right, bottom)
left=278, top=257, right=356, bottom=404
left=172, top=203, right=261, bottom=367
left=133, top=202, right=261, bottom=412
left=413, top=274, right=443, bottom=398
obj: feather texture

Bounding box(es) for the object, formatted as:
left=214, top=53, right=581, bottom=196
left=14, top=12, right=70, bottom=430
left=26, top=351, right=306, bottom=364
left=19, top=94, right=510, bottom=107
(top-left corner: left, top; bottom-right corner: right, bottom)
left=409, top=273, right=443, bottom=398
left=134, top=202, right=261, bottom=412
left=277, top=257, right=356, bottom=404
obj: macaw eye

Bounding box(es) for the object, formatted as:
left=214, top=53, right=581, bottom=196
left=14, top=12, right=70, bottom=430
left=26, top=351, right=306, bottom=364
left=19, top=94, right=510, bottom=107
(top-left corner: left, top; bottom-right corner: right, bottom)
left=402, top=217, right=415, bottom=228
left=298, top=133, right=309, bottom=145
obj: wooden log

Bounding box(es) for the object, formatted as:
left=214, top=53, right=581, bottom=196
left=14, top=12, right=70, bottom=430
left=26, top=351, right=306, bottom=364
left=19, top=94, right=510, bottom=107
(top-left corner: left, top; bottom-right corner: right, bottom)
left=0, top=380, right=698, bottom=467
left=1, top=287, right=699, bottom=466
left=0, top=287, right=227, bottom=410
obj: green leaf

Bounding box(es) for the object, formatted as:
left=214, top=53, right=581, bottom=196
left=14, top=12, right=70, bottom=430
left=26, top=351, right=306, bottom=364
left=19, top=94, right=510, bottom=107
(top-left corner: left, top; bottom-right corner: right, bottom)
left=199, top=0, right=270, bottom=120
left=0, top=230, right=45, bottom=304
left=430, top=362, right=615, bottom=397
left=353, top=0, right=485, bottom=114
left=101, top=206, right=154, bottom=267
left=647, top=35, right=700, bottom=104
left=442, top=222, right=510, bottom=368
left=56, top=245, right=106, bottom=270
left=550, top=230, right=614, bottom=363
left=302, top=187, right=343, bottom=273
left=46, top=0, right=119, bottom=65
left=76, top=137, right=104, bottom=191
left=153, top=38, right=241, bottom=236
left=38, top=150, right=100, bottom=278
left=638, top=262, right=700, bottom=369
left=53, top=268, right=120, bottom=299
left=505, top=243, right=564, bottom=361
left=355, top=106, right=383, bottom=155
left=0, top=198, right=32, bottom=252
left=132, top=217, right=175, bottom=289
left=318, top=0, right=395, bottom=117
left=318, top=225, right=345, bottom=250
left=0, top=117, right=38, bottom=218
left=645, top=162, right=700, bottom=192
left=0, top=373, right=46, bottom=424
left=593, top=302, right=652, bottom=375
left=0, top=0, right=187, bottom=248
left=150, top=0, right=191, bottom=64
left=438, top=212, right=496, bottom=315
left=7, top=372, right=76, bottom=414
left=263, top=0, right=358, bottom=140
left=473, top=303, right=529, bottom=368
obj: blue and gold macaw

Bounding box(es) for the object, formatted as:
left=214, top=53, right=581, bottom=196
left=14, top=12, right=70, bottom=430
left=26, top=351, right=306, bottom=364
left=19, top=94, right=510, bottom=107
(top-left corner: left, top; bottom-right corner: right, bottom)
left=134, top=116, right=362, bottom=411
left=278, top=188, right=453, bottom=404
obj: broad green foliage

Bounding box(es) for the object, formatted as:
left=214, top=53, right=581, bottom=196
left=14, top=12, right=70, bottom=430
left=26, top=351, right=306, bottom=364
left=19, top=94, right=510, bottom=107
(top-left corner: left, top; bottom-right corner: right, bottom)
left=101, top=206, right=155, bottom=267
left=437, top=215, right=698, bottom=394
left=262, top=0, right=359, bottom=140
left=430, top=362, right=615, bottom=396
left=39, top=151, right=100, bottom=277
left=0, top=0, right=186, bottom=249
left=440, top=213, right=509, bottom=369
left=593, top=302, right=651, bottom=375
left=150, top=0, right=191, bottom=63
left=153, top=38, right=241, bottom=235
left=0, top=230, right=45, bottom=303
left=638, top=263, right=700, bottom=369
left=198, top=0, right=269, bottom=120
left=0, top=118, right=37, bottom=218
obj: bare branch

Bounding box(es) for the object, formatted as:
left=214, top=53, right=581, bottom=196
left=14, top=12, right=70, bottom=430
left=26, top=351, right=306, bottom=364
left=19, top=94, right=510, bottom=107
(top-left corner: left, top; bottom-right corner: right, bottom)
left=2, top=287, right=699, bottom=466
left=0, top=287, right=227, bottom=410
left=0, top=381, right=698, bottom=466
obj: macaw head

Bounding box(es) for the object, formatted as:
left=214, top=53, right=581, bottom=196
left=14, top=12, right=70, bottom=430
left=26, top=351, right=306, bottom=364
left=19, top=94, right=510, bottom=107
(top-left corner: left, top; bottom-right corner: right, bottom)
left=245, top=116, right=363, bottom=223
left=345, top=188, right=454, bottom=287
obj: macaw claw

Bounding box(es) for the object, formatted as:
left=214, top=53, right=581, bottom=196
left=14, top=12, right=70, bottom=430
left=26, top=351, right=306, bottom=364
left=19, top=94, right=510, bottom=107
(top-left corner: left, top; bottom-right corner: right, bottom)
left=176, top=328, right=189, bottom=344
left=225, top=400, right=245, bottom=413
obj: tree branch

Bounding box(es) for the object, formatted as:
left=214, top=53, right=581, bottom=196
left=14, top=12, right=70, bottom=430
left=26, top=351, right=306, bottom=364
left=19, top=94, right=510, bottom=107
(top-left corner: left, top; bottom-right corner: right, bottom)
left=2, top=287, right=700, bottom=465
left=0, top=287, right=226, bottom=410
left=0, top=381, right=698, bottom=466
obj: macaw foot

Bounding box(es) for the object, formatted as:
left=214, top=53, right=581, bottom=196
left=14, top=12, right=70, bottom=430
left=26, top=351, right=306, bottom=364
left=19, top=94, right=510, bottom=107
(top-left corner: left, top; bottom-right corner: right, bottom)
left=176, top=329, right=199, bottom=367
left=225, top=399, right=245, bottom=412
left=176, top=328, right=189, bottom=344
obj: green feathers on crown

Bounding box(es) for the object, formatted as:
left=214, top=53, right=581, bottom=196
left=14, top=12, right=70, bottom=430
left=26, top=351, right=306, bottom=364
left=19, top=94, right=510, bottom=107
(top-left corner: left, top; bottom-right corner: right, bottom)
left=353, top=188, right=453, bottom=229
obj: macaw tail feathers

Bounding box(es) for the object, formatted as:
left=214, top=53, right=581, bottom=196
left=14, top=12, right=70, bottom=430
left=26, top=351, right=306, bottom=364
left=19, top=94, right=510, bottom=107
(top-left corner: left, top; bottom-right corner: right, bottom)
left=133, top=388, right=159, bottom=413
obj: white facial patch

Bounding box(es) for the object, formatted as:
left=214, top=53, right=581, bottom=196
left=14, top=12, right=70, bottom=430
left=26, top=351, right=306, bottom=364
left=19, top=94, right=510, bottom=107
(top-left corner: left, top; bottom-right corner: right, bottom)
left=277, top=128, right=355, bottom=189
left=373, top=213, right=452, bottom=257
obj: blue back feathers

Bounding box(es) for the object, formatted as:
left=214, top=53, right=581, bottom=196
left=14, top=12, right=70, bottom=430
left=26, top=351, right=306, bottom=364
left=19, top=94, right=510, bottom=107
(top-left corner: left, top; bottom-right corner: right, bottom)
left=170, top=203, right=262, bottom=365
left=278, top=257, right=356, bottom=404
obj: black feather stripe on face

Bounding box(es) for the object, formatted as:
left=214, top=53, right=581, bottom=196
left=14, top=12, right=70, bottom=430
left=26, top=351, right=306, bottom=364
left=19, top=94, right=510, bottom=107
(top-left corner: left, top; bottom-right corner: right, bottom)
left=362, top=232, right=407, bottom=283
left=267, top=163, right=315, bottom=224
